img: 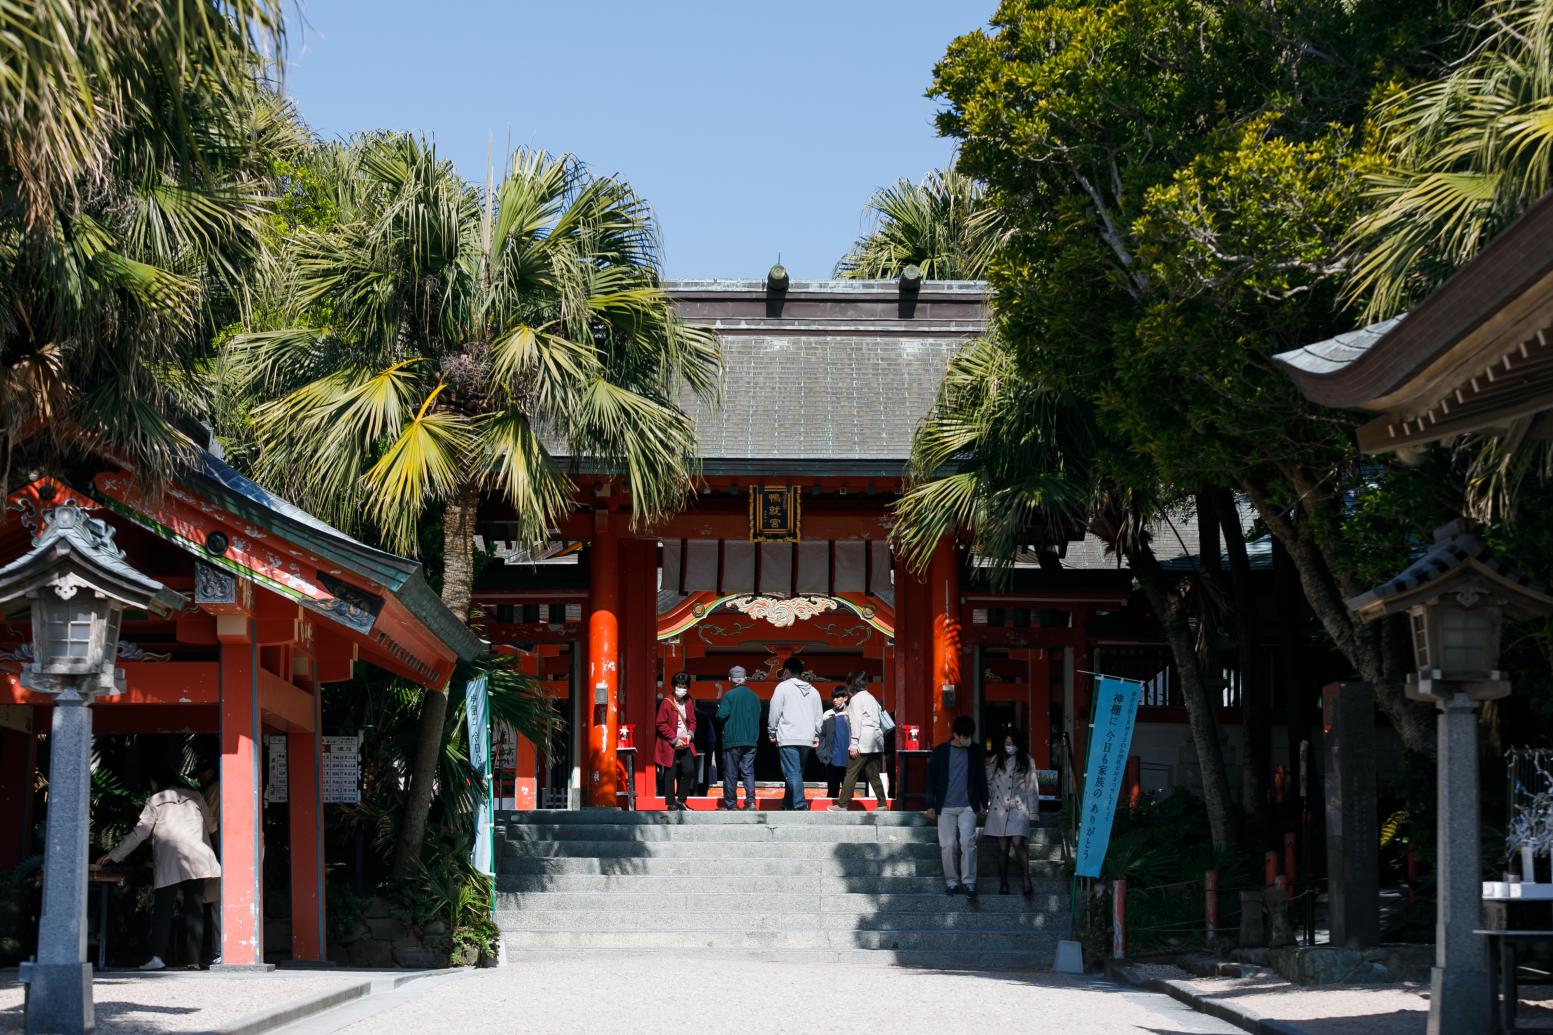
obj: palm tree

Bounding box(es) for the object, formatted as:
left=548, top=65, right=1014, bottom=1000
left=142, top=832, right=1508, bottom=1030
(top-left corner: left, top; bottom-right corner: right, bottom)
left=1345, top=0, right=1553, bottom=320
left=894, top=332, right=1240, bottom=853
left=0, top=0, right=293, bottom=486
left=230, top=136, right=720, bottom=878
left=835, top=168, right=1004, bottom=280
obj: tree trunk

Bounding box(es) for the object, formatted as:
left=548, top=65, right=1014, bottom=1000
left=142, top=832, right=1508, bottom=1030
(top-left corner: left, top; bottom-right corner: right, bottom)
left=390, top=486, right=480, bottom=882
left=1218, top=489, right=1271, bottom=831
left=1128, top=541, right=1238, bottom=854
left=1240, top=477, right=1436, bottom=758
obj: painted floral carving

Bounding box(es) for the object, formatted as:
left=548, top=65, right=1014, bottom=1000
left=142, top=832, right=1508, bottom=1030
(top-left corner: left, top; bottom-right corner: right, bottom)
left=726, top=595, right=838, bottom=628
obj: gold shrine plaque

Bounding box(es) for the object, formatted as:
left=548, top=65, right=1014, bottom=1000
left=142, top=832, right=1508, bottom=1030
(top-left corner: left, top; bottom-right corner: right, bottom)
left=749, top=485, right=800, bottom=542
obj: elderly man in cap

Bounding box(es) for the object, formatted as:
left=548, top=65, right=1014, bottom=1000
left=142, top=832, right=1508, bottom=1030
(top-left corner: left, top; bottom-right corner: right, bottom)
left=714, top=665, right=762, bottom=810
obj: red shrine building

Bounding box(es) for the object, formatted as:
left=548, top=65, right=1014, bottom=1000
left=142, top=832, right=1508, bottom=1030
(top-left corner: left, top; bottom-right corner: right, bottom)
left=0, top=276, right=1333, bottom=968
left=472, top=278, right=1327, bottom=814
left=0, top=459, right=480, bottom=968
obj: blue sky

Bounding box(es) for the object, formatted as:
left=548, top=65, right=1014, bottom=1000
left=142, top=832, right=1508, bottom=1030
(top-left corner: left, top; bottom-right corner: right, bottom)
left=283, top=1, right=995, bottom=279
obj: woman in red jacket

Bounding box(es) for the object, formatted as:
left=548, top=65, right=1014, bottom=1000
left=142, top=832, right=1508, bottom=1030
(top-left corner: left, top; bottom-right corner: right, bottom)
left=656, top=672, right=697, bottom=810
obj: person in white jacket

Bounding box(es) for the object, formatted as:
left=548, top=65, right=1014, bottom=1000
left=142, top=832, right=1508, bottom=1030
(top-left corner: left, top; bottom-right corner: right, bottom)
left=767, top=656, right=822, bottom=811
left=99, top=764, right=221, bottom=970
left=829, top=673, right=890, bottom=810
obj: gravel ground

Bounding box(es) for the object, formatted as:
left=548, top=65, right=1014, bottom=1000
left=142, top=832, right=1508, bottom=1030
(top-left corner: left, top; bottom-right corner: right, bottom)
left=0, top=970, right=365, bottom=1035
left=1127, top=961, right=1553, bottom=1035
left=325, top=957, right=1242, bottom=1035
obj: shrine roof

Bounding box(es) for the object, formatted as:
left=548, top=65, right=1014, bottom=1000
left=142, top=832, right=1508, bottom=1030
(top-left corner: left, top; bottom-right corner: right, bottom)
left=182, top=451, right=483, bottom=662
left=1274, top=193, right=1553, bottom=453
left=668, top=279, right=988, bottom=473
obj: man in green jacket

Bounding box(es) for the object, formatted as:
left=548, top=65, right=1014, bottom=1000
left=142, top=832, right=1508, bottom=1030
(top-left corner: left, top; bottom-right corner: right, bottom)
left=715, top=665, right=761, bottom=811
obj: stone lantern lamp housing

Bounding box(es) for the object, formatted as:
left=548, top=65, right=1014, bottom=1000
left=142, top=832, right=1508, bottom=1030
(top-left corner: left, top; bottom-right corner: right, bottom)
left=1347, top=519, right=1553, bottom=701
left=1347, top=519, right=1553, bottom=1035
left=0, top=505, right=188, bottom=698
left=0, top=504, right=188, bottom=1035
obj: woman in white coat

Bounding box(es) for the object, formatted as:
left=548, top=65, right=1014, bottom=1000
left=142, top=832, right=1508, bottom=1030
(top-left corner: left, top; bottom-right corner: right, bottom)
left=985, top=728, right=1040, bottom=894
left=99, top=764, right=221, bottom=970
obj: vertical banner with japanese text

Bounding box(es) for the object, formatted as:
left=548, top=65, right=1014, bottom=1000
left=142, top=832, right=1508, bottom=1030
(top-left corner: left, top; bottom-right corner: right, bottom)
left=1074, top=675, right=1142, bottom=878
left=464, top=674, right=494, bottom=876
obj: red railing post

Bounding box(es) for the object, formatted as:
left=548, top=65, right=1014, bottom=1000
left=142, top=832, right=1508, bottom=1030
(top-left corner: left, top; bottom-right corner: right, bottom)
left=1264, top=850, right=1278, bottom=887
left=1205, top=870, right=1219, bottom=946
left=1112, top=879, right=1127, bottom=959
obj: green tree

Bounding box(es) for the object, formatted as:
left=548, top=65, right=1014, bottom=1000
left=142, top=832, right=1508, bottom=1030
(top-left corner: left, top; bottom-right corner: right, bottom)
left=921, top=0, right=1474, bottom=761
left=0, top=0, right=296, bottom=486
left=1347, top=0, right=1553, bottom=321
left=894, top=332, right=1242, bottom=851
left=835, top=168, right=1004, bottom=279
left=230, top=136, right=720, bottom=878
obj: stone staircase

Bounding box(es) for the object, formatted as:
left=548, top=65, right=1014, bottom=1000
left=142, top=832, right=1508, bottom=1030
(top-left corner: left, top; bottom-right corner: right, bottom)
left=493, top=810, right=1069, bottom=969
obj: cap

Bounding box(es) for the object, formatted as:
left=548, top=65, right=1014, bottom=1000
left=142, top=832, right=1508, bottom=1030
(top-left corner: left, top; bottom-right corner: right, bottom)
left=729, top=665, right=747, bottom=682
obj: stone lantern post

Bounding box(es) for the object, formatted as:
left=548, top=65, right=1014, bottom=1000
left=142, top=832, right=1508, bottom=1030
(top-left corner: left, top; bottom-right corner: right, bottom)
left=1348, top=520, right=1553, bottom=1035
left=0, top=505, right=187, bottom=1035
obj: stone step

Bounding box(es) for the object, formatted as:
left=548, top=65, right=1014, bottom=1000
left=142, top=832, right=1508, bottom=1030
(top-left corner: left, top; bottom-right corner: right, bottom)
left=497, top=855, right=1065, bottom=878
left=495, top=909, right=1064, bottom=932
left=499, top=823, right=954, bottom=844
left=494, top=891, right=1067, bottom=914
left=494, top=873, right=1039, bottom=894
left=497, top=838, right=1065, bottom=863
left=496, top=809, right=940, bottom=827
left=500, top=947, right=1047, bottom=970
left=497, top=928, right=1060, bottom=951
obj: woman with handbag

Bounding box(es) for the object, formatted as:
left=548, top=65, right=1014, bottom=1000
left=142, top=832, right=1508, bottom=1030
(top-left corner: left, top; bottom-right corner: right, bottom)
left=655, top=672, right=697, bottom=810
left=985, top=727, right=1039, bottom=894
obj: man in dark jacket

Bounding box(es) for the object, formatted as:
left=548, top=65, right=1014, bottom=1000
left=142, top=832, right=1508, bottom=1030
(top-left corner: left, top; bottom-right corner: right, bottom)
left=926, top=715, right=989, bottom=899
left=714, top=666, right=761, bottom=810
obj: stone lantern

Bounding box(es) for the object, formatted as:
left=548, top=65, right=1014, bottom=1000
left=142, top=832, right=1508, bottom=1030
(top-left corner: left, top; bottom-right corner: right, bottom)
left=0, top=505, right=186, bottom=1035
left=1348, top=519, right=1553, bottom=1035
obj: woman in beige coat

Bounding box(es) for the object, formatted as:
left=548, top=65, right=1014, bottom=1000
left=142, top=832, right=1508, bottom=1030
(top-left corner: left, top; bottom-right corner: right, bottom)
left=985, top=728, right=1040, bottom=894
left=98, top=765, right=221, bottom=970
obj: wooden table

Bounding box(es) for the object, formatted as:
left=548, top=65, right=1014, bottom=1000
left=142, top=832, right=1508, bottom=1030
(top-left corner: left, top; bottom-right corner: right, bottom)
left=88, top=866, right=126, bottom=970
left=1476, top=928, right=1553, bottom=1033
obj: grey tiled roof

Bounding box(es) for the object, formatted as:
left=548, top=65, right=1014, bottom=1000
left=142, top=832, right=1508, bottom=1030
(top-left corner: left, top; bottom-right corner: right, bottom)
left=1273, top=315, right=1405, bottom=377
left=683, top=335, right=962, bottom=462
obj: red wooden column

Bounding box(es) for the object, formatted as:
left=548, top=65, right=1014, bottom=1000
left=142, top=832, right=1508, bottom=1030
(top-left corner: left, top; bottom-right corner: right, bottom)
left=586, top=513, right=621, bottom=807
left=219, top=621, right=264, bottom=965
left=1071, top=612, right=1093, bottom=773
left=621, top=538, right=660, bottom=808
left=0, top=718, right=36, bottom=868
left=929, top=538, right=962, bottom=747
left=287, top=662, right=324, bottom=961
left=893, top=553, right=929, bottom=740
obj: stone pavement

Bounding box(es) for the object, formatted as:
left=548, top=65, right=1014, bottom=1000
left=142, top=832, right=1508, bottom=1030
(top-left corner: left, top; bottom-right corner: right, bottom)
left=1116, top=961, right=1553, bottom=1035
left=274, top=956, right=1241, bottom=1035
left=0, top=969, right=427, bottom=1035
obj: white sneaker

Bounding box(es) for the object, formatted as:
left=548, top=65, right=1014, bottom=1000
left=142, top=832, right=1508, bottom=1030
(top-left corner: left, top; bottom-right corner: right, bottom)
left=139, top=956, right=165, bottom=971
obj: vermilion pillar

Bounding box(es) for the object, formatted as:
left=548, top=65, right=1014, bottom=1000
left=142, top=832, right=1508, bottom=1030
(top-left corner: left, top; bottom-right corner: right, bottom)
left=219, top=624, right=263, bottom=965
left=893, top=553, right=929, bottom=742
left=287, top=667, right=324, bottom=961
left=929, top=538, right=962, bottom=746
left=621, top=538, right=660, bottom=808
left=587, top=514, right=620, bottom=807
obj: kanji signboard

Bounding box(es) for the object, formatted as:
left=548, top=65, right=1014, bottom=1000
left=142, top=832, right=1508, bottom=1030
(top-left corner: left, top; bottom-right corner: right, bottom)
left=749, top=485, right=800, bottom=542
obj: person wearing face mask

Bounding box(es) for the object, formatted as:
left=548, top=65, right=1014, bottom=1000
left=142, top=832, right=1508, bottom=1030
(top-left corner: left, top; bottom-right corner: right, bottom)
left=925, top=715, right=989, bottom=899
left=655, top=671, right=698, bottom=810
left=985, top=727, right=1039, bottom=894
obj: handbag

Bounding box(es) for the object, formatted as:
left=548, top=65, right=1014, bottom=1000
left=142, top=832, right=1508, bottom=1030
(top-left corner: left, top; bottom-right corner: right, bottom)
left=880, top=708, right=896, bottom=735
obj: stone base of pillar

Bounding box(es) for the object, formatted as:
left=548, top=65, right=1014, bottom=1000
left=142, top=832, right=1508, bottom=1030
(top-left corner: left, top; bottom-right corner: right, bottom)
left=23, top=961, right=93, bottom=1035
left=1427, top=962, right=1489, bottom=1035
